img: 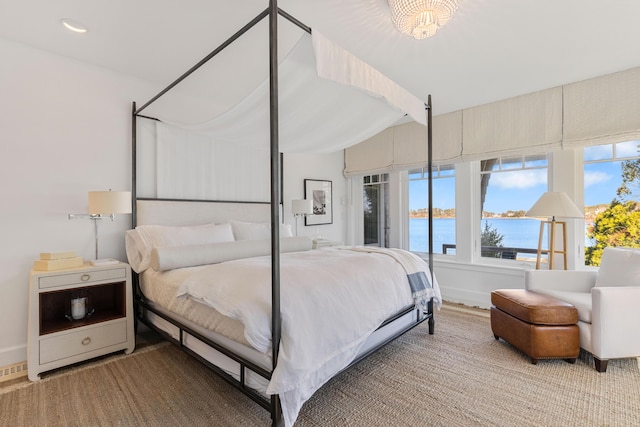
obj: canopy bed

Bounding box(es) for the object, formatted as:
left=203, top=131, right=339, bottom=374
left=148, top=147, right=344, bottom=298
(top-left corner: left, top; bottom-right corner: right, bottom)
left=129, top=2, right=437, bottom=426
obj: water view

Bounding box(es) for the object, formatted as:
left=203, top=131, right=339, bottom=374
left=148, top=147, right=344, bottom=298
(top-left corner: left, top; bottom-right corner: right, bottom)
left=409, top=217, right=592, bottom=257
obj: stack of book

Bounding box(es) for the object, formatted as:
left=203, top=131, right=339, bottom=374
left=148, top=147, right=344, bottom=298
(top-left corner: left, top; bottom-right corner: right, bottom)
left=34, top=251, right=83, bottom=271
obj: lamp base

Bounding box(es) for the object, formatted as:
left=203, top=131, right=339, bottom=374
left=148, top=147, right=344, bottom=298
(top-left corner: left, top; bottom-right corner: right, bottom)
left=535, top=220, right=568, bottom=270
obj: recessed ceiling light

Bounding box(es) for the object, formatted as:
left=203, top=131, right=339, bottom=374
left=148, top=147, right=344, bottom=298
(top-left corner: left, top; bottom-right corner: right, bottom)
left=60, top=18, right=88, bottom=34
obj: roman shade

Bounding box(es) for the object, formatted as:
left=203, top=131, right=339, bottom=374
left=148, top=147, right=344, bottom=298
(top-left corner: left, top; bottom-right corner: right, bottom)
left=344, top=111, right=462, bottom=176
left=461, top=87, right=563, bottom=161
left=562, top=67, right=640, bottom=148
left=344, top=127, right=395, bottom=176
left=346, top=66, right=640, bottom=176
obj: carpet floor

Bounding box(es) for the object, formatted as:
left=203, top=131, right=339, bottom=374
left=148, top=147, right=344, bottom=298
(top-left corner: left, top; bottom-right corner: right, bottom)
left=2, top=305, right=639, bottom=426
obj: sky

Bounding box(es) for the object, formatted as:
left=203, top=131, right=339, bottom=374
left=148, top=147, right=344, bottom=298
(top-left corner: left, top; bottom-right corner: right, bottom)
left=409, top=141, right=640, bottom=213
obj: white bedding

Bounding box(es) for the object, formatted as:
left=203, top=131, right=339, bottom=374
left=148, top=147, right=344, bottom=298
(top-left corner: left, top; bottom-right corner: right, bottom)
left=140, top=266, right=251, bottom=347
left=175, top=247, right=440, bottom=427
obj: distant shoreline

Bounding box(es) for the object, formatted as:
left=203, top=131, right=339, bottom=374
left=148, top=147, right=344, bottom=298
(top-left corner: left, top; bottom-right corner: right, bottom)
left=410, top=216, right=596, bottom=221
left=410, top=203, right=607, bottom=221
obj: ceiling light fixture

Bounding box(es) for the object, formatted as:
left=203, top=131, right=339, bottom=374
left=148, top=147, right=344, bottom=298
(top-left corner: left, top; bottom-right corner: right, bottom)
left=60, top=18, right=88, bottom=34
left=387, top=0, right=460, bottom=39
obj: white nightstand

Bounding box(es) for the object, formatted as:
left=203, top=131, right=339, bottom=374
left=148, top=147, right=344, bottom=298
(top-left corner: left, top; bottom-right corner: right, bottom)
left=27, top=262, right=135, bottom=381
left=312, top=239, right=344, bottom=249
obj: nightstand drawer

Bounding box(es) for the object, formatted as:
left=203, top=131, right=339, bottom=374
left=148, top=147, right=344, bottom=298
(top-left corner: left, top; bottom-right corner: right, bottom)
left=39, top=320, right=127, bottom=364
left=39, top=266, right=127, bottom=289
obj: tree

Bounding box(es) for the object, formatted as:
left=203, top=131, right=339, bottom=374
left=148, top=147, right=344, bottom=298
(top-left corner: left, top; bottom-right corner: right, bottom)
left=585, top=159, right=640, bottom=266
left=616, top=159, right=640, bottom=199
left=481, top=220, right=504, bottom=258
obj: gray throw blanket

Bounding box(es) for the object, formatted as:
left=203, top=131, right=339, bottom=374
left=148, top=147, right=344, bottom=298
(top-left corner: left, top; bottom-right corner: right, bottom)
left=340, top=246, right=442, bottom=310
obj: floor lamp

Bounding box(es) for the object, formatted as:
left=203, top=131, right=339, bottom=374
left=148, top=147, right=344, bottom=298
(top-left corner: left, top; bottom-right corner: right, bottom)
left=291, top=199, right=313, bottom=236
left=526, top=192, right=583, bottom=270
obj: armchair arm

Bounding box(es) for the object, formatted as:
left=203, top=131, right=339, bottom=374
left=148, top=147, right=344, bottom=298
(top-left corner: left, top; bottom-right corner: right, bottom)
left=592, top=286, right=640, bottom=359
left=525, top=270, right=597, bottom=293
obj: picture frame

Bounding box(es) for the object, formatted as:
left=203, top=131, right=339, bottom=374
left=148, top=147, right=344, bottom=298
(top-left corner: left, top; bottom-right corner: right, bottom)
left=304, top=179, right=332, bottom=226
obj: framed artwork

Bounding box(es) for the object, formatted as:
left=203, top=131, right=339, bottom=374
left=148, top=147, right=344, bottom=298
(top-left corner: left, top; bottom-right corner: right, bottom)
left=304, top=179, right=332, bottom=225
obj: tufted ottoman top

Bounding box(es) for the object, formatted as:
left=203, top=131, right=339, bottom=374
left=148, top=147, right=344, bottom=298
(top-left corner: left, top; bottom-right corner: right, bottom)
left=491, top=289, right=578, bottom=325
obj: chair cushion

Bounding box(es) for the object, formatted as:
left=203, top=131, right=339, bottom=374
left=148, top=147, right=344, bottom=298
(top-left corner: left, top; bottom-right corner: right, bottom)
left=595, top=247, right=640, bottom=287
left=531, top=289, right=593, bottom=324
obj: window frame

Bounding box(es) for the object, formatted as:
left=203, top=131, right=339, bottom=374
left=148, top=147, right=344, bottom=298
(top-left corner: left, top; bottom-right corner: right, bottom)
left=408, top=165, right=456, bottom=257
left=363, top=173, right=390, bottom=247
left=477, top=154, right=548, bottom=264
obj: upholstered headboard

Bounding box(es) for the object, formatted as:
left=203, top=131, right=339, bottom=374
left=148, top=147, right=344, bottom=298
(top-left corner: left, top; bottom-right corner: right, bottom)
left=136, top=199, right=272, bottom=227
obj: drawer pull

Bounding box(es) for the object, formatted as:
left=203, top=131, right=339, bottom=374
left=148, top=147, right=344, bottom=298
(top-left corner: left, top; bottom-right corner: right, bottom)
left=81, top=274, right=90, bottom=282
left=81, top=337, right=91, bottom=346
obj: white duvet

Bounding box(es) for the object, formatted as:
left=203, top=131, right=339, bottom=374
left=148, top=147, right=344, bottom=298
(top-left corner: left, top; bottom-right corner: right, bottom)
left=175, top=247, right=440, bottom=427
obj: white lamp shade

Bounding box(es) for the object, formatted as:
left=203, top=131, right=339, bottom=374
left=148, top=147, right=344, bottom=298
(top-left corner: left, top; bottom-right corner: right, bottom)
left=291, top=199, right=313, bottom=215
left=88, top=191, right=132, bottom=215
left=526, top=192, right=583, bottom=219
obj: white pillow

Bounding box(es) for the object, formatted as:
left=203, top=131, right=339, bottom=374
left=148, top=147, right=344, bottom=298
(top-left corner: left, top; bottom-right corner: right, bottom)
left=230, top=220, right=293, bottom=240
left=125, top=223, right=234, bottom=273
left=150, top=236, right=313, bottom=271
left=595, top=247, right=640, bottom=287
left=125, top=229, right=149, bottom=273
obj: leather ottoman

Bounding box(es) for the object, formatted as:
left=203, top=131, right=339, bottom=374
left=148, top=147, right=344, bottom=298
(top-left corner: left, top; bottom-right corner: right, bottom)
left=490, top=289, right=580, bottom=364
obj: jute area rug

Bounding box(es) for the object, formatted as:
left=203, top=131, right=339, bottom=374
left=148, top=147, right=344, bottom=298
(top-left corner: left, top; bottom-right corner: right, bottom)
left=2, top=305, right=639, bottom=426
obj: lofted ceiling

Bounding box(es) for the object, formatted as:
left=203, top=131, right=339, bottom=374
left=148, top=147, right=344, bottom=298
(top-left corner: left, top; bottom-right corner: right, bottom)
left=2, top=0, right=640, bottom=118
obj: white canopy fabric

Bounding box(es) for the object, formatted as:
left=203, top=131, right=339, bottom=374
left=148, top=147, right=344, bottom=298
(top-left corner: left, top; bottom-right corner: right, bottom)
left=157, top=31, right=426, bottom=154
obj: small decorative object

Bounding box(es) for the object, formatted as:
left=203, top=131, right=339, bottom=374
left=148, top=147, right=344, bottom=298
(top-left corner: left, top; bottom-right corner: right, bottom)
left=33, top=251, right=83, bottom=271
left=71, top=297, right=87, bottom=320
left=304, top=179, right=333, bottom=226
left=66, top=290, right=94, bottom=321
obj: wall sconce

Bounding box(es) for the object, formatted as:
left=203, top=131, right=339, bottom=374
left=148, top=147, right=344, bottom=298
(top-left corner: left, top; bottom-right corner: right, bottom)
left=291, top=199, right=313, bottom=236
left=69, top=190, right=131, bottom=260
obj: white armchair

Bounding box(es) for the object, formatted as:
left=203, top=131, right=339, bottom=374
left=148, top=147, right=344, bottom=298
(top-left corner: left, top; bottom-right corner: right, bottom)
left=525, top=247, right=640, bottom=372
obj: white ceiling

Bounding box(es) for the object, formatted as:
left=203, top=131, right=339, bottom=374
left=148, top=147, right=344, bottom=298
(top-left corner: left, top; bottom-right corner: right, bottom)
left=2, top=0, right=640, bottom=117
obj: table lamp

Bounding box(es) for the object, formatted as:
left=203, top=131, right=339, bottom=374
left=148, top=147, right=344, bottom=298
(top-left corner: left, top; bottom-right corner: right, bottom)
left=291, top=199, right=313, bottom=236
left=69, top=190, right=131, bottom=260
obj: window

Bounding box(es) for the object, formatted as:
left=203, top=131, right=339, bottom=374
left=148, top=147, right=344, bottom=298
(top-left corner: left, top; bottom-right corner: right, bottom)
left=363, top=174, right=389, bottom=247
left=479, top=155, right=547, bottom=261
left=584, top=141, right=640, bottom=265
left=409, top=165, right=455, bottom=255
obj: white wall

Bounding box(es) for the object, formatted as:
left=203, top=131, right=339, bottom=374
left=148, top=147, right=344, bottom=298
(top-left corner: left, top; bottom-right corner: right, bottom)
left=0, top=39, right=349, bottom=367
left=0, top=38, right=150, bottom=366
left=434, top=260, right=525, bottom=309
left=282, top=152, right=347, bottom=242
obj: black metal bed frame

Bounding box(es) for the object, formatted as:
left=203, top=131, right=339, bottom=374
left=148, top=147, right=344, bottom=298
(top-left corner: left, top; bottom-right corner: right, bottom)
left=130, top=2, right=434, bottom=426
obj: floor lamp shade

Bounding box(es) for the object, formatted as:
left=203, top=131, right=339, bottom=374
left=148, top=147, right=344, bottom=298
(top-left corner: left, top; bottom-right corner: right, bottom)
left=526, top=192, right=583, bottom=220
left=88, top=191, right=132, bottom=215
left=526, top=192, right=583, bottom=270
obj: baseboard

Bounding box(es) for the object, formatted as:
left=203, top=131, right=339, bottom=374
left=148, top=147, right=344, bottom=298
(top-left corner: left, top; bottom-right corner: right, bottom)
left=0, top=361, right=28, bottom=383
left=442, top=301, right=490, bottom=318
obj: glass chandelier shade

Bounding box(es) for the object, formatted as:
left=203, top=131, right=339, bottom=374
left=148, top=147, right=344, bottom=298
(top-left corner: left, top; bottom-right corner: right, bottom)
left=388, top=0, right=460, bottom=39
